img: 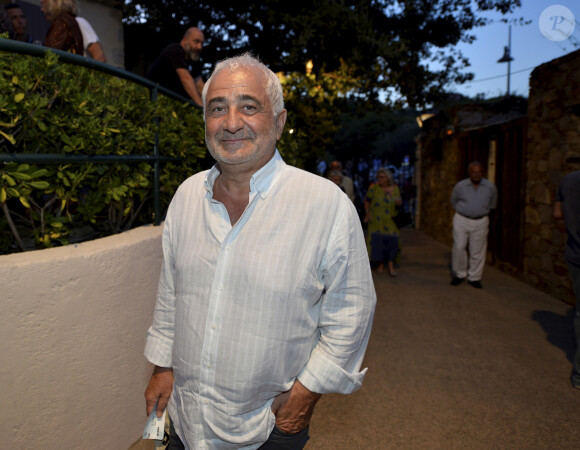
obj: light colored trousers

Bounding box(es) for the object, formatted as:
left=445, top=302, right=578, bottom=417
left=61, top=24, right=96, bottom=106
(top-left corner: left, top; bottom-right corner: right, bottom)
left=452, top=213, right=489, bottom=281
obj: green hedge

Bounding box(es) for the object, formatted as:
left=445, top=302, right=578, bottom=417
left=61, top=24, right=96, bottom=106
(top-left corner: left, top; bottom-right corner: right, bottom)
left=0, top=49, right=206, bottom=254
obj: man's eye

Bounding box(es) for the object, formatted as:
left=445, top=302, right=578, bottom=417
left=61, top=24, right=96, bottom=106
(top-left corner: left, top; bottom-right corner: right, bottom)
left=241, top=104, right=257, bottom=112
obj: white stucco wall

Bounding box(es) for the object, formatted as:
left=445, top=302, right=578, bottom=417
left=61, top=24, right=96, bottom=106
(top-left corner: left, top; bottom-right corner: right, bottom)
left=77, top=0, right=125, bottom=68
left=0, top=224, right=163, bottom=449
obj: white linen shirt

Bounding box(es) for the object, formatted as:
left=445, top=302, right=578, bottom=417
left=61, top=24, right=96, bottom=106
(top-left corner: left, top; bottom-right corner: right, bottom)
left=145, top=151, right=376, bottom=449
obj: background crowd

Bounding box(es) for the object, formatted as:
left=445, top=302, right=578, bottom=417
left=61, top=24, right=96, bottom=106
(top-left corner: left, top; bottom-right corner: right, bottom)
left=0, top=0, right=106, bottom=62
left=325, top=158, right=416, bottom=277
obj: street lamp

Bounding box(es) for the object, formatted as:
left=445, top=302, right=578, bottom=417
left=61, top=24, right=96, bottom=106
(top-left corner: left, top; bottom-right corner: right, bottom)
left=497, top=25, right=514, bottom=96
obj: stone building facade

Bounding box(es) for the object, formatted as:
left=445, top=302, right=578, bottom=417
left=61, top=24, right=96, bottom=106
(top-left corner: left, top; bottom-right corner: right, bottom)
left=416, top=49, right=580, bottom=305
left=525, top=49, right=580, bottom=303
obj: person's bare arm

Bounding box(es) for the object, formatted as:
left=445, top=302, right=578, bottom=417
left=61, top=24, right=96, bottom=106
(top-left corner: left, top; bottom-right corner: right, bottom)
left=86, top=42, right=106, bottom=63
left=195, top=76, right=205, bottom=97
left=553, top=200, right=563, bottom=219
left=144, top=365, right=174, bottom=417
left=271, top=380, right=321, bottom=434
left=176, top=68, right=203, bottom=105
left=363, top=198, right=370, bottom=223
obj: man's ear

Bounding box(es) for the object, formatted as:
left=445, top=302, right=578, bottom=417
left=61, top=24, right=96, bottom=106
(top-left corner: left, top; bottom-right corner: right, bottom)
left=276, top=109, right=287, bottom=140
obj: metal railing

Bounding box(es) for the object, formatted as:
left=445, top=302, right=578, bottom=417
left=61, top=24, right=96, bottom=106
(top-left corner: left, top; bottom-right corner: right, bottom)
left=0, top=39, right=201, bottom=225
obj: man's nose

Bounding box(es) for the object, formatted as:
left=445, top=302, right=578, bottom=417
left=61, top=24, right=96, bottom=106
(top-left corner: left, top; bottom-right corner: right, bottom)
left=223, top=109, right=244, bottom=133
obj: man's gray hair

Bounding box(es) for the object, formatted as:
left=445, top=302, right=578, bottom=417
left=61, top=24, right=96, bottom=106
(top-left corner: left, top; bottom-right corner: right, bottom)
left=468, top=161, right=482, bottom=171
left=201, top=52, right=284, bottom=119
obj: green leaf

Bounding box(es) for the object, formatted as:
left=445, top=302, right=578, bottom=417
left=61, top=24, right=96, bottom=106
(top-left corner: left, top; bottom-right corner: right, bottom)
left=0, top=129, right=16, bottom=145
left=0, top=188, right=6, bottom=203
left=9, top=172, right=31, bottom=181
left=14, top=93, right=25, bottom=103
left=30, top=169, right=49, bottom=178
left=2, top=174, right=16, bottom=186
left=30, top=181, right=50, bottom=189
left=19, top=196, right=30, bottom=208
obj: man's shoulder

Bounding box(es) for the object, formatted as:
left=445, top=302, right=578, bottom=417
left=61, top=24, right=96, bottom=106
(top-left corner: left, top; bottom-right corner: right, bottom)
left=558, top=170, right=580, bottom=198
left=285, top=167, right=353, bottom=210
left=343, top=174, right=354, bottom=185
left=284, top=165, right=335, bottom=185
left=454, top=178, right=471, bottom=188
left=280, top=165, right=344, bottom=194
left=562, top=170, right=580, bottom=184
left=161, top=43, right=184, bottom=57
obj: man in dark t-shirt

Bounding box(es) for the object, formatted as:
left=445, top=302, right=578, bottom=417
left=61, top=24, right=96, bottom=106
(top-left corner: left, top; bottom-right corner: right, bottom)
left=147, top=27, right=205, bottom=105
left=554, top=170, right=580, bottom=389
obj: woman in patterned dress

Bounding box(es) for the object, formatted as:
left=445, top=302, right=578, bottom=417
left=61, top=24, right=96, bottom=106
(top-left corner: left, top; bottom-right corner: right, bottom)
left=363, top=168, right=402, bottom=276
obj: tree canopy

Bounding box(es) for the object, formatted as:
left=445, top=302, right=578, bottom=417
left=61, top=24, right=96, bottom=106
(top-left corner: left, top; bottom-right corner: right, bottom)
left=123, top=0, right=522, bottom=108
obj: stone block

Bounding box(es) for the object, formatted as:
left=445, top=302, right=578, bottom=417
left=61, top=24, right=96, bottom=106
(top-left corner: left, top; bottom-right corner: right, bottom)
left=548, top=151, right=562, bottom=170
left=554, top=263, right=569, bottom=277
left=541, top=252, right=554, bottom=271
left=529, top=182, right=553, bottom=205
left=542, top=90, right=558, bottom=104
left=537, top=159, right=548, bottom=172
left=539, top=204, right=555, bottom=224
left=552, top=229, right=567, bottom=248
left=540, top=224, right=552, bottom=241
left=525, top=206, right=542, bottom=225
left=566, top=131, right=580, bottom=145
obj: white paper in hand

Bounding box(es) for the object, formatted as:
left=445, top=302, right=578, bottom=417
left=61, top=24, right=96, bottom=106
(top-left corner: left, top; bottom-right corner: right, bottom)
left=142, top=402, right=167, bottom=440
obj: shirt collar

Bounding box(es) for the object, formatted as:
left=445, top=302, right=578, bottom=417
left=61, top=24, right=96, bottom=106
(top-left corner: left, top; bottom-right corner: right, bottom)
left=204, top=150, right=286, bottom=199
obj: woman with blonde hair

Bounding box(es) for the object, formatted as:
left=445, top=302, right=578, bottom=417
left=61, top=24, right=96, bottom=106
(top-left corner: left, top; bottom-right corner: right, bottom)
left=40, top=0, right=83, bottom=54
left=364, top=168, right=402, bottom=276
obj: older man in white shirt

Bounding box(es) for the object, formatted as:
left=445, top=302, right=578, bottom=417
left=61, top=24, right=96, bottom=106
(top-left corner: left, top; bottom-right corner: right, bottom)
left=144, top=53, right=376, bottom=449
left=450, top=161, right=497, bottom=289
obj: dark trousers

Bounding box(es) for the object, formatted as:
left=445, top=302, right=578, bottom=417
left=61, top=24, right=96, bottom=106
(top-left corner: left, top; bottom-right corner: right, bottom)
left=567, top=262, right=580, bottom=386
left=166, top=419, right=310, bottom=450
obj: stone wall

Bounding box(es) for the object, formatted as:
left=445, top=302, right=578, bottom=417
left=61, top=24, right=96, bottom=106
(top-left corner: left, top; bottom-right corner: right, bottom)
left=525, top=49, right=580, bottom=303
left=416, top=130, right=458, bottom=248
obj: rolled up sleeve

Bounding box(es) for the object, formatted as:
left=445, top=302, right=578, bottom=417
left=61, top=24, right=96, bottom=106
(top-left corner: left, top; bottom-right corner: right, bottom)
left=298, top=197, right=376, bottom=394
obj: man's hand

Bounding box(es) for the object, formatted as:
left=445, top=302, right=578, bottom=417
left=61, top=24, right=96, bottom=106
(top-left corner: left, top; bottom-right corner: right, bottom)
left=145, top=366, right=174, bottom=417
left=271, top=380, right=321, bottom=434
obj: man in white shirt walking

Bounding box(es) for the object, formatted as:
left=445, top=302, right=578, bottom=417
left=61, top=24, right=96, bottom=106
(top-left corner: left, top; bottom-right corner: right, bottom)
left=450, top=161, right=497, bottom=289
left=144, top=53, right=376, bottom=449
